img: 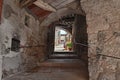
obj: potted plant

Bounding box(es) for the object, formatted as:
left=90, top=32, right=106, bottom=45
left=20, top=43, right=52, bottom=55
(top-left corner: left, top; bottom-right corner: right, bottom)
left=66, top=42, right=72, bottom=51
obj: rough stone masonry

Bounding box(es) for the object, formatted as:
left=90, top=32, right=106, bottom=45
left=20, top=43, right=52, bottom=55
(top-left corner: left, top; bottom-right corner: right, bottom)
left=81, top=0, right=120, bottom=80
left=0, top=0, right=119, bottom=80
left=0, top=0, right=47, bottom=79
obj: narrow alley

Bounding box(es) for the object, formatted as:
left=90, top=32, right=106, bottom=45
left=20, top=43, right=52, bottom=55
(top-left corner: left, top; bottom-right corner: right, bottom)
left=0, top=0, right=120, bottom=80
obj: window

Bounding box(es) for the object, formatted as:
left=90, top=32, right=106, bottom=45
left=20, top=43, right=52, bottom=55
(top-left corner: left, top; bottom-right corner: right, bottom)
left=11, top=38, right=20, bottom=52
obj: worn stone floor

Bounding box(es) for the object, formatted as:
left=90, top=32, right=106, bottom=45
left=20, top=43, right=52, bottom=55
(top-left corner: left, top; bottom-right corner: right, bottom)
left=3, top=59, right=89, bottom=80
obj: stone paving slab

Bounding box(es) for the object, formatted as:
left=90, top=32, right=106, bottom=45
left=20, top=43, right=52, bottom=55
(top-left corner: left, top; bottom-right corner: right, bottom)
left=3, top=67, right=88, bottom=80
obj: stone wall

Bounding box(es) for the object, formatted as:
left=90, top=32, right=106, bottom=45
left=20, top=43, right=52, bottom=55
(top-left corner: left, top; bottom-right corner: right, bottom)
left=0, top=0, right=46, bottom=79
left=81, top=0, right=120, bottom=80
left=73, top=14, right=88, bottom=62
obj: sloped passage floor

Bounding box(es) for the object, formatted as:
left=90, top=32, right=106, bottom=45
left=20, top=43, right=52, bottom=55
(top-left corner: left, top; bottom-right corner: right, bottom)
left=3, top=59, right=89, bottom=80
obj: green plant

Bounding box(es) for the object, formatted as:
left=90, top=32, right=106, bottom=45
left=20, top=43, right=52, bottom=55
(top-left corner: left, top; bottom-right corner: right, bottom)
left=66, top=42, right=72, bottom=48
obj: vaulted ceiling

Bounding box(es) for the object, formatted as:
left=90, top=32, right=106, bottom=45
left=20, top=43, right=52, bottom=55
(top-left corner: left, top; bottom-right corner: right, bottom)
left=20, top=0, right=83, bottom=29
left=20, top=0, right=78, bottom=17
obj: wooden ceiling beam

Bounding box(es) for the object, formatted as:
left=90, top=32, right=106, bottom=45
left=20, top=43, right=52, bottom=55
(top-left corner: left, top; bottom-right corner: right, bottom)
left=19, top=0, right=36, bottom=8
left=34, top=0, right=56, bottom=12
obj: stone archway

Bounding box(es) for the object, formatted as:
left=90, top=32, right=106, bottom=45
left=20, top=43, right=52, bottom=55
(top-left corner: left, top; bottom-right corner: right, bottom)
left=54, top=27, right=72, bottom=52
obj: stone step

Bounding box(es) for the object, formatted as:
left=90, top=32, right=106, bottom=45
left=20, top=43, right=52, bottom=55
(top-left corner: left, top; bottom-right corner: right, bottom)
left=53, top=51, right=75, bottom=54
left=49, top=54, right=80, bottom=59
left=38, top=59, right=87, bottom=68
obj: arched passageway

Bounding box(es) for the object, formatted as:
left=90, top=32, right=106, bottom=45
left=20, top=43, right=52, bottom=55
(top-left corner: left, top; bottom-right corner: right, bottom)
left=46, top=14, right=88, bottom=62
left=44, top=13, right=89, bottom=80
left=1, top=0, right=119, bottom=80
